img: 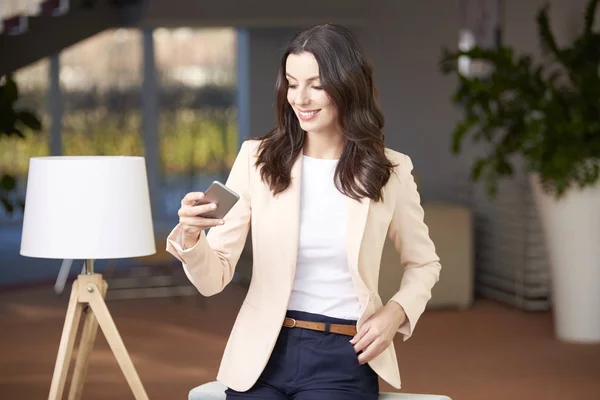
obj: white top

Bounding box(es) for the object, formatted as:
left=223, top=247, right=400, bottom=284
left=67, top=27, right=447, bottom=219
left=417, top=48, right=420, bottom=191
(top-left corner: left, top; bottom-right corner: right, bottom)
left=287, top=155, right=362, bottom=320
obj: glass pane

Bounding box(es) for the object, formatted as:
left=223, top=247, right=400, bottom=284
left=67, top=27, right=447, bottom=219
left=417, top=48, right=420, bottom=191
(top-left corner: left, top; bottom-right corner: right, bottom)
left=155, top=28, right=238, bottom=217
left=61, top=29, right=143, bottom=157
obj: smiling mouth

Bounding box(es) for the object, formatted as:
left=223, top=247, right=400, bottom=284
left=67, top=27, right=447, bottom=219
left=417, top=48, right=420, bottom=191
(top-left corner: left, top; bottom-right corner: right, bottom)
left=298, top=109, right=320, bottom=120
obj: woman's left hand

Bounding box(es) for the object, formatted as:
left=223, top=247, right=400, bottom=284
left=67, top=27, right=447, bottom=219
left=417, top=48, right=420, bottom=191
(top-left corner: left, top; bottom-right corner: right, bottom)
left=350, top=301, right=407, bottom=365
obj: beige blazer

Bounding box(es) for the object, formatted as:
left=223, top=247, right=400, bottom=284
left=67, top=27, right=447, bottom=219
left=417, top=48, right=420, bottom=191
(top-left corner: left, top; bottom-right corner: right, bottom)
left=166, top=139, right=441, bottom=392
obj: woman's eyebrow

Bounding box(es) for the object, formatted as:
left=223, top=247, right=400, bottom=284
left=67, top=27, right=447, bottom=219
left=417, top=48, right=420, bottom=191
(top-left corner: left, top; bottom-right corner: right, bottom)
left=286, top=73, right=320, bottom=81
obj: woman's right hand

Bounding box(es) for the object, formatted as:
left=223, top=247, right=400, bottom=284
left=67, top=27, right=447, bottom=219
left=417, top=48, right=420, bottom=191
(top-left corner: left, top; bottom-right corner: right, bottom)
left=178, top=192, right=225, bottom=248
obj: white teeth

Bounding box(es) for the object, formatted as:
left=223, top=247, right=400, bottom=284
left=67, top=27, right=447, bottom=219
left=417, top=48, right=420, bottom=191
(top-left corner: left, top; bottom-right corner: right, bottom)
left=299, top=110, right=319, bottom=117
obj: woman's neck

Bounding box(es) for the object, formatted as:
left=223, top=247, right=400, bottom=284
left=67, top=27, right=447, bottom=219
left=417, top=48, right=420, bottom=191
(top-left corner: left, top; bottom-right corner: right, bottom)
left=302, top=131, right=344, bottom=160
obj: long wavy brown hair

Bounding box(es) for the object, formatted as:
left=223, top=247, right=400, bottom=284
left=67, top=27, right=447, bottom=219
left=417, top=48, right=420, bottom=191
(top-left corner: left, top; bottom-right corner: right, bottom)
left=255, top=24, right=395, bottom=202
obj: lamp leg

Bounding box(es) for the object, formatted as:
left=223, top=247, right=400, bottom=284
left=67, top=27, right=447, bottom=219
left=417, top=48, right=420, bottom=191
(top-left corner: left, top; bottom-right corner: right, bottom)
left=80, top=277, right=149, bottom=400
left=67, top=281, right=107, bottom=400
left=48, top=280, right=84, bottom=400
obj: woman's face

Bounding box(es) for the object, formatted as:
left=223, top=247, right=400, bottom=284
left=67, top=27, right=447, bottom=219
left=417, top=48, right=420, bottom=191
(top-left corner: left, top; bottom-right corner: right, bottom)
left=285, top=52, right=339, bottom=137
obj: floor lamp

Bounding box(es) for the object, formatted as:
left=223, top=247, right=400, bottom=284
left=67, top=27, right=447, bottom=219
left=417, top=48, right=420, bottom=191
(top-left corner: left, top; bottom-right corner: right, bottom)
left=20, top=156, right=156, bottom=400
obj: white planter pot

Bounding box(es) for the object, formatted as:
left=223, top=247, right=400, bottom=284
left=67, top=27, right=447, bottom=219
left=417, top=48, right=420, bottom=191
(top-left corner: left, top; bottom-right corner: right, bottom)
left=530, top=174, right=600, bottom=343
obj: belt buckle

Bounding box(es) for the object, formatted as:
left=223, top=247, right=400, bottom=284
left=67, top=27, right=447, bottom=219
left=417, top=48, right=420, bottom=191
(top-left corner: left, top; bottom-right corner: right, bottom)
left=285, top=317, right=297, bottom=328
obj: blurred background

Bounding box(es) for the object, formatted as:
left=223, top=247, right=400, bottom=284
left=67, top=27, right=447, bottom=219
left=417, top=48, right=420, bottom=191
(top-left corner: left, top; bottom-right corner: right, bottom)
left=1, top=0, right=599, bottom=399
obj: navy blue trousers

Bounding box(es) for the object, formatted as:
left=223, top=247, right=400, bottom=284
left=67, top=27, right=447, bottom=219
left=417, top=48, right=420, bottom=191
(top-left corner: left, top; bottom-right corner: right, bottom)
left=225, top=310, right=379, bottom=399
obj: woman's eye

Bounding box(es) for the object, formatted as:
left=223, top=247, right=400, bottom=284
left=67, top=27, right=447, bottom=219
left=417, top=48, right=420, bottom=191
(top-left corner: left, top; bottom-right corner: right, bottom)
left=287, top=84, right=297, bottom=89
left=312, top=86, right=323, bottom=90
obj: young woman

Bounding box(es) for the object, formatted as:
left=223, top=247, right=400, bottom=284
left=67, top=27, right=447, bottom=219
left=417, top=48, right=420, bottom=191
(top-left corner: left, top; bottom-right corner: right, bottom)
left=167, top=24, right=441, bottom=400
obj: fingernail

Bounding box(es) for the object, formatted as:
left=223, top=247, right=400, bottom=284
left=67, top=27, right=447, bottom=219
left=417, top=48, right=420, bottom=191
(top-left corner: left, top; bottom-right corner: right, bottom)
left=219, top=220, right=224, bottom=225
left=211, top=204, right=217, bottom=209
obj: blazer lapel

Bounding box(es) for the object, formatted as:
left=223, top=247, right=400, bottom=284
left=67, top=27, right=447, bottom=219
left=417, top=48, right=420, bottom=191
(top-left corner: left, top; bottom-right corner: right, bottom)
left=275, top=153, right=303, bottom=286
left=346, top=195, right=371, bottom=291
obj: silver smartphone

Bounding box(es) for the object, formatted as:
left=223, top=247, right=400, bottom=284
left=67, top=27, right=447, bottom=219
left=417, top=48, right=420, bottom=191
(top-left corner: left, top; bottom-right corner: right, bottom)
left=195, top=181, right=240, bottom=219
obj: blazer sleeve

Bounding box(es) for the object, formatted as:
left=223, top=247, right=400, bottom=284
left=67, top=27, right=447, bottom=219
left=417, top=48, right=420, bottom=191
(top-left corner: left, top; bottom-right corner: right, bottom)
left=387, top=154, right=441, bottom=341
left=165, top=140, right=252, bottom=296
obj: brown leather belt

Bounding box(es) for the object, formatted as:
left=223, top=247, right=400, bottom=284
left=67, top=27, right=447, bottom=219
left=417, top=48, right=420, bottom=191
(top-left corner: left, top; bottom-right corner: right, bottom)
left=282, top=317, right=357, bottom=337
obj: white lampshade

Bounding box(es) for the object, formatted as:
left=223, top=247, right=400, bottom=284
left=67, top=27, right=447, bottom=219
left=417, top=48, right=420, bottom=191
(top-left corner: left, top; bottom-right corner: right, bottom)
left=20, top=156, right=156, bottom=259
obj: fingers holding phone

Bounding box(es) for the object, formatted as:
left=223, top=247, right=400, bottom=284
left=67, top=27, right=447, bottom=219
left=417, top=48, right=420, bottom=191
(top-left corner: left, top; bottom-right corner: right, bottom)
left=177, top=183, right=240, bottom=248
left=178, top=192, right=224, bottom=246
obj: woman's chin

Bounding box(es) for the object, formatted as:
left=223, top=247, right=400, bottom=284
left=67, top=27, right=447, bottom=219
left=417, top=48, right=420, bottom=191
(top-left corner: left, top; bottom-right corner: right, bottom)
left=298, top=121, right=314, bottom=131
left=296, top=117, right=337, bottom=136
left=299, top=120, right=328, bottom=132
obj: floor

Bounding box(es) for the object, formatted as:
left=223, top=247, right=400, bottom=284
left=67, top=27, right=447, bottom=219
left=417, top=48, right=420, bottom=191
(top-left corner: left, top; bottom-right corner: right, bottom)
left=1, top=282, right=599, bottom=400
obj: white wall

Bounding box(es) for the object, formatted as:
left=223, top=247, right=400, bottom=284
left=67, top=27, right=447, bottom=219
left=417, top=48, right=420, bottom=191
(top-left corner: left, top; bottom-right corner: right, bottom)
left=245, top=28, right=298, bottom=142
left=361, top=0, right=462, bottom=201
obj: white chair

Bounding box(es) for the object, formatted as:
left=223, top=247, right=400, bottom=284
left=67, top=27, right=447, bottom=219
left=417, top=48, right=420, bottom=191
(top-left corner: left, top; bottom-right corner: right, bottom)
left=188, top=381, right=452, bottom=400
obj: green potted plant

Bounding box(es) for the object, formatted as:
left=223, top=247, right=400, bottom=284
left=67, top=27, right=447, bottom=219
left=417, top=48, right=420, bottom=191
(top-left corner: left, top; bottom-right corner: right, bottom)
left=0, top=74, right=42, bottom=214
left=440, top=0, right=600, bottom=343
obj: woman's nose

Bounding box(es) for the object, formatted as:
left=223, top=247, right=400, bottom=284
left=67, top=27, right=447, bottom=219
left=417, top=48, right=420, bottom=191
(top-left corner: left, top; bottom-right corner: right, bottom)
left=295, top=88, right=310, bottom=106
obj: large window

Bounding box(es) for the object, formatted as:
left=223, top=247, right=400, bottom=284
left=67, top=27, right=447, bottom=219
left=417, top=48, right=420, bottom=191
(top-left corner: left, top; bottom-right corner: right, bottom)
left=1, top=27, right=238, bottom=221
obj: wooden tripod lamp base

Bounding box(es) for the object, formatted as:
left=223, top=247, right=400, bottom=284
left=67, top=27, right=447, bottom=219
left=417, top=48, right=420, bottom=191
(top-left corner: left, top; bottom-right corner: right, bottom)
left=48, top=271, right=149, bottom=400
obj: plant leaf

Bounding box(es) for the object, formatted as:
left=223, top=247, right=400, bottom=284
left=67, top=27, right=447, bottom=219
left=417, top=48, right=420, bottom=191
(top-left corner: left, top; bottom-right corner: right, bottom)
left=584, top=0, right=599, bottom=35
left=1, top=75, right=18, bottom=105
left=451, top=115, right=478, bottom=153
left=537, top=4, right=562, bottom=61
left=0, top=174, right=16, bottom=191
left=0, top=109, right=17, bottom=135
left=472, top=159, right=486, bottom=181
left=16, top=111, right=42, bottom=131
left=0, top=196, right=13, bottom=214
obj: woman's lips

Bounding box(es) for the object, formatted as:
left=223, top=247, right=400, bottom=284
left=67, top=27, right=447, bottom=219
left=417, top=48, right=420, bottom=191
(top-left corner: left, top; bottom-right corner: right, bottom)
left=297, top=109, right=321, bottom=121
